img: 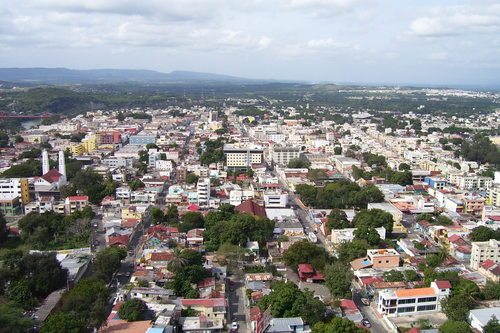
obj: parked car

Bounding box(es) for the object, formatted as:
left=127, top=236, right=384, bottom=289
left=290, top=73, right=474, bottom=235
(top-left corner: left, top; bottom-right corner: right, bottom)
left=361, top=298, right=370, bottom=305
left=230, top=322, right=239, bottom=331
left=361, top=319, right=371, bottom=328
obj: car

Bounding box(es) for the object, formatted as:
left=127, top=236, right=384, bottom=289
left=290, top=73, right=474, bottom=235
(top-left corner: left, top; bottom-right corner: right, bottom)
left=230, top=322, right=239, bottom=331
left=361, top=319, right=371, bottom=328
left=361, top=298, right=370, bottom=306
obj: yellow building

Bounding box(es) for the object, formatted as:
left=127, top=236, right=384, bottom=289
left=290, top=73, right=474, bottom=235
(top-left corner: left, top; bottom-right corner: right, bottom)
left=81, top=133, right=97, bottom=153
left=70, top=143, right=85, bottom=156
left=121, top=206, right=143, bottom=220
left=488, top=187, right=500, bottom=207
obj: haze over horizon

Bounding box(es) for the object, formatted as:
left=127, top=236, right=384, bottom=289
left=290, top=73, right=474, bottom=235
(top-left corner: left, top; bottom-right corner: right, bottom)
left=0, top=0, right=499, bottom=86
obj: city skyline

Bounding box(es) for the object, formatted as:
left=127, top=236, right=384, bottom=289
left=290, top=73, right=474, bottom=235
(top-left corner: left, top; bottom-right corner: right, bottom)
left=1, top=0, right=499, bottom=86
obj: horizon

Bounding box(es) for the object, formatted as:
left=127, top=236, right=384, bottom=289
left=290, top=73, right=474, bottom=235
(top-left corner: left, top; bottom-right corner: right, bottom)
left=0, top=1, right=499, bottom=87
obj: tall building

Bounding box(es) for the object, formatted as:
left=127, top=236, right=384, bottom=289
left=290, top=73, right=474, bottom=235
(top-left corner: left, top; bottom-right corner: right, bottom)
left=271, top=146, right=301, bottom=166
left=223, top=144, right=263, bottom=170
left=42, top=149, right=50, bottom=175
left=197, top=178, right=210, bottom=207
left=58, top=150, right=66, bottom=177
left=470, top=239, right=500, bottom=270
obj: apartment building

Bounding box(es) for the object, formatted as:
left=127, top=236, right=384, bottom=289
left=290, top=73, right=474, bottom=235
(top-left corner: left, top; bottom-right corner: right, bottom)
left=377, top=281, right=451, bottom=317
left=470, top=239, right=500, bottom=270
left=102, top=156, right=135, bottom=168
left=456, top=174, right=493, bottom=191
left=0, top=178, right=30, bottom=205
left=487, top=187, right=500, bottom=207
left=197, top=178, right=211, bottom=207
left=224, top=144, right=264, bottom=170
left=64, top=196, right=89, bottom=214
left=271, top=146, right=301, bottom=166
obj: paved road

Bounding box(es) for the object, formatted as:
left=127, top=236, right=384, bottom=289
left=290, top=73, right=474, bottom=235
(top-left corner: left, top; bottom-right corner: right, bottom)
left=352, top=290, right=388, bottom=333
left=228, top=278, right=249, bottom=333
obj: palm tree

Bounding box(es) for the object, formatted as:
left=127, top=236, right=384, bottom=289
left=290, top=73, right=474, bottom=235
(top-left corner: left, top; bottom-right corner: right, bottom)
left=168, top=248, right=187, bottom=272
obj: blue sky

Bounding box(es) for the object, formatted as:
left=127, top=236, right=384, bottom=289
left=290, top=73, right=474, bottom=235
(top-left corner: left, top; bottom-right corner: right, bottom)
left=0, top=0, right=499, bottom=85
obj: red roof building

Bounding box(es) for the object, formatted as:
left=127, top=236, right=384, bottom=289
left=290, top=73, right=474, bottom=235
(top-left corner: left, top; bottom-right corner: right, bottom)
left=235, top=199, right=267, bottom=218
left=297, top=263, right=325, bottom=282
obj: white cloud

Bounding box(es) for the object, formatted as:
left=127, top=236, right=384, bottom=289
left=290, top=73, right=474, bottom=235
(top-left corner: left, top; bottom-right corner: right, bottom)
left=410, top=5, right=500, bottom=37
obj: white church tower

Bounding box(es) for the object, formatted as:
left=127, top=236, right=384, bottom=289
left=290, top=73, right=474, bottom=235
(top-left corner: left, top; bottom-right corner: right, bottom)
left=58, top=150, right=66, bottom=177
left=42, top=149, right=50, bottom=175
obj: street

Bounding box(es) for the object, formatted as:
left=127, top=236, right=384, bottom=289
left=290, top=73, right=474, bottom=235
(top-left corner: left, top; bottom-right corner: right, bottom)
left=228, top=277, right=250, bottom=333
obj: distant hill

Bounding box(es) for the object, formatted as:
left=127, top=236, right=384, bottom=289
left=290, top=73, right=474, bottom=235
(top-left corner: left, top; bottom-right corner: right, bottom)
left=0, top=67, right=258, bottom=84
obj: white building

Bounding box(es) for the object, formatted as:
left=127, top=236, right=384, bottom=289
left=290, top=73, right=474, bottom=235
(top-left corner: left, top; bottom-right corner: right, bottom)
left=468, top=307, right=500, bottom=332
left=197, top=178, right=211, bottom=207
left=263, top=192, right=289, bottom=208
left=224, top=144, right=264, bottom=170
left=331, top=227, right=386, bottom=244
left=272, top=146, right=301, bottom=166
left=377, top=281, right=451, bottom=317
left=470, top=239, right=500, bottom=270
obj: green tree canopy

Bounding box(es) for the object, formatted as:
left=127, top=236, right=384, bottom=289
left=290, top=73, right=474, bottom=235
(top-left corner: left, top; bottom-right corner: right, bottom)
left=283, top=240, right=330, bottom=271
left=179, top=212, right=205, bottom=232
left=93, top=247, right=126, bottom=281
left=312, top=317, right=366, bottom=333
left=258, top=281, right=325, bottom=325
left=118, top=299, right=148, bottom=322
left=484, top=316, right=500, bottom=333
left=324, top=262, right=353, bottom=298
left=352, top=209, right=394, bottom=235
left=469, top=226, right=500, bottom=242
left=441, top=294, right=473, bottom=321
left=287, top=156, right=311, bottom=169
left=383, top=270, right=404, bottom=282
left=41, top=313, right=86, bottom=333
left=439, top=320, right=472, bottom=333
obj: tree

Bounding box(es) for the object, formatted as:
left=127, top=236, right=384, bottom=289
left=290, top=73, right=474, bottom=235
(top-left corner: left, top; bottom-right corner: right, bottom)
left=151, top=207, right=164, bottom=225
left=469, top=226, right=500, bottom=242
left=307, top=169, right=327, bottom=182
left=383, top=270, right=404, bottom=282
left=258, top=281, right=325, bottom=325
left=283, top=240, right=330, bottom=271
left=0, top=131, right=9, bottom=147
left=426, top=254, right=443, bottom=268
left=165, top=205, right=179, bottom=224
left=0, top=303, right=34, bottom=333
left=137, top=279, right=149, bottom=287
left=399, top=163, right=411, bottom=171
left=324, top=262, right=353, bottom=298
left=403, top=270, right=420, bottom=282
left=128, top=179, right=145, bottom=191
left=439, top=320, right=472, bottom=333
left=6, top=280, right=38, bottom=309
left=454, top=279, right=481, bottom=302
left=334, top=146, right=342, bottom=155
left=441, top=294, right=473, bottom=321
left=118, top=299, right=148, bottom=322
left=484, top=316, right=500, bottom=333
left=180, top=212, right=204, bottom=232
left=326, top=209, right=350, bottom=231
left=60, top=278, right=110, bottom=328
left=353, top=209, right=394, bottom=235
left=336, top=239, right=369, bottom=263
left=353, top=225, right=381, bottom=246
left=287, top=156, right=311, bottom=169
left=167, top=248, right=188, bottom=272
left=186, top=173, right=199, bottom=184
left=93, top=247, right=126, bottom=281
left=41, top=313, right=86, bottom=333
left=482, top=281, right=500, bottom=300
left=313, top=317, right=365, bottom=333
left=0, top=212, right=7, bottom=242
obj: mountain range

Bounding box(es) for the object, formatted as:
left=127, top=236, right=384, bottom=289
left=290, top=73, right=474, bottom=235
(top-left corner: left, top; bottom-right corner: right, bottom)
left=0, top=67, right=261, bottom=84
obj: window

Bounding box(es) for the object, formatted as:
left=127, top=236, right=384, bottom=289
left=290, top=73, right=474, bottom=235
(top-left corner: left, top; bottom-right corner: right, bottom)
left=398, top=298, right=416, bottom=305
left=417, top=305, right=436, bottom=312
left=397, top=306, right=415, bottom=313
left=417, top=297, right=436, bottom=303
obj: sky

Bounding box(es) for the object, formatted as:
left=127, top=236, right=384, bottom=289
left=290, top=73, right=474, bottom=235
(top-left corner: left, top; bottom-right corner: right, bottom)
left=0, top=0, right=499, bottom=86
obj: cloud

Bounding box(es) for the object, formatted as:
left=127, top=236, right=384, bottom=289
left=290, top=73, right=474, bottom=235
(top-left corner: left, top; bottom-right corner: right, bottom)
left=280, top=37, right=353, bottom=57
left=410, top=4, right=500, bottom=37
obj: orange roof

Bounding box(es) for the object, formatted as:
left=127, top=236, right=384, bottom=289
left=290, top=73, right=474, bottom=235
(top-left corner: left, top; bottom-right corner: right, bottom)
left=395, top=287, right=435, bottom=298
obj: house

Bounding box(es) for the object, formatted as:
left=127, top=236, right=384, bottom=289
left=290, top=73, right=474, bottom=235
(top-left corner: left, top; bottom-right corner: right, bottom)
left=235, top=199, right=267, bottom=218
left=147, top=251, right=173, bottom=267
left=180, top=316, right=224, bottom=333
left=477, top=260, right=500, bottom=282
left=350, top=249, right=400, bottom=270
left=376, top=280, right=451, bottom=317
left=180, top=299, right=227, bottom=322
left=297, top=264, right=324, bottom=282
left=340, top=299, right=363, bottom=324
left=468, top=307, right=500, bottom=332
left=65, top=195, right=89, bottom=214
left=265, top=318, right=310, bottom=333
left=186, top=228, right=205, bottom=247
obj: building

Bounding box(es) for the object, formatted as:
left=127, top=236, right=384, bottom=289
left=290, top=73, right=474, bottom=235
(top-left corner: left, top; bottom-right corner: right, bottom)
left=272, top=146, right=301, bottom=166
left=129, top=132, right=157, bottom=145
left=367, top=248, right=400, bottom=268
left=180, top=299, right=227, bottom=322
left=64, top=196, right=89, bottom=214
left=468, top=307, right=500, bottom=332
left=0, top=178, right=30, bottom=205
left=470, top=239, right=500, bottom=270
left=224, top=144, right=264, bottom=170
left=376, top=281, right=451, bottom=317
left=102, top=156, right=135, bottom=168
left=424, top=177, right=447, bottom=190
left=0, top=196, right=22, bottom=216
left=487, top=186, right=500, bottom=207
left=456, top=175, right=493, bottom=190
left=334, top=157, right=361, bottom=175
left=97, top=131, right=122, bottom=145
left=263, top=192, right=288, bottom=208
left=197, top=178, right=211, bottom=207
